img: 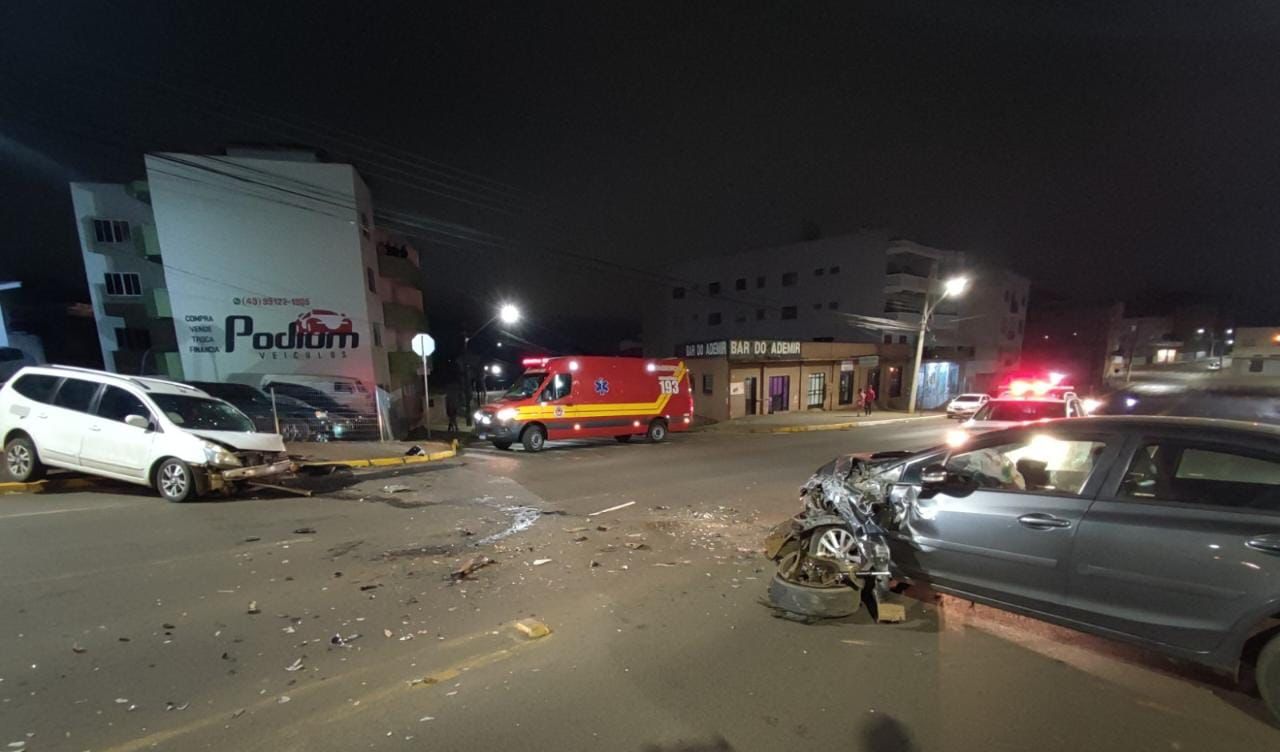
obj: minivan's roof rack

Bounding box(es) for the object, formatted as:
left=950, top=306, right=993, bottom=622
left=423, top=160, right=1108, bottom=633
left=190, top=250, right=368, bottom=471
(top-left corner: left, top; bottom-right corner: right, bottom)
left=44, top=365, right=196, bottom=392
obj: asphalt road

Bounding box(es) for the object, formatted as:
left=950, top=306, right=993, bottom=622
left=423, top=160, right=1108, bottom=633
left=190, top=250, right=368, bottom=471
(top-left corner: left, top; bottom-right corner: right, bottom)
left=2, top=419, right=1279, bottom=751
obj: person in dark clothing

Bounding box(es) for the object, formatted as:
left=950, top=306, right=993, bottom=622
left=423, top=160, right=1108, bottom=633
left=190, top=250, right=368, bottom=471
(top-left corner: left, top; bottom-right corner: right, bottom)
left=445, top=390, right=459, bottom=433
left=864, top=385, right=876, bottom=416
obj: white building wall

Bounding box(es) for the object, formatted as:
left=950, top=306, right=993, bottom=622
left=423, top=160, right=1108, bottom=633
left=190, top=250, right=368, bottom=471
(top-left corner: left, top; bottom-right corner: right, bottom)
left=67, top=182, right=165, bottom=372
left=648, top=230, right=892, bottom=355
left=144, top=154, right=378, bottom=390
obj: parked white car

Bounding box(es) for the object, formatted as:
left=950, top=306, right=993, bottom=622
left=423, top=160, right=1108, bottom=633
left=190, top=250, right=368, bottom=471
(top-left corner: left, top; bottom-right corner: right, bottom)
left=1, top=366, right=291, bottom=502
left=960, top=395, right=1086, bottom=434
left=945, top=393, right=989, bottom=419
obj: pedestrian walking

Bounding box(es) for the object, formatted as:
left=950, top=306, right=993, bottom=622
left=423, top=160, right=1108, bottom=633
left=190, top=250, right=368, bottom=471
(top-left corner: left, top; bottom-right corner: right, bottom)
left=864, top=384, right=876, bottom=416
left=445, top=389, right=459, bottom=433
left=856, top=387, right=866, bottom=413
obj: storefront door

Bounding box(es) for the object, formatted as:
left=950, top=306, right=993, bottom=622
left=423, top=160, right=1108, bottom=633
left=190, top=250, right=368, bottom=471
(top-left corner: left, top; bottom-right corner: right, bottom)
left=743, top=376, right=758, bottom=416
left=768, top=375, right=790, bottom=413
left=838, top=371, right=854, bottom=405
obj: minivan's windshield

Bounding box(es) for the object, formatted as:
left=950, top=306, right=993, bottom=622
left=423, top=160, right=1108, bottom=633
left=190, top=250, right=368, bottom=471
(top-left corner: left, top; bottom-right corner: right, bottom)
left=151, top=394, right=256, bottom=432
left=504, top=372, right=546, bottom=399
left=975, top=400, right=1064, bottom=422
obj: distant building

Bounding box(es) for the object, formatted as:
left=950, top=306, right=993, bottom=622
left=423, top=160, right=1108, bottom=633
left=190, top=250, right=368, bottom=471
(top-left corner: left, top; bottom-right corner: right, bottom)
left=69, top=149, right=428, bottom=435
left=1230, top=327, right=1280, bottom=377
left=643, top=231, right=1028, bottom=411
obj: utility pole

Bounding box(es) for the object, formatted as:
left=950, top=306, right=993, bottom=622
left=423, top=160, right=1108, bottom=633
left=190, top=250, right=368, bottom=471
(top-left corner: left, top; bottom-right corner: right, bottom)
left=907, top=269, right=969, bottom=415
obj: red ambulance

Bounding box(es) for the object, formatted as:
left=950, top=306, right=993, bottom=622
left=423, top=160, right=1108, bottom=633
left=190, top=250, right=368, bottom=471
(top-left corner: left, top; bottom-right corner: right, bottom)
left=473, top=356, right=694, bottom=452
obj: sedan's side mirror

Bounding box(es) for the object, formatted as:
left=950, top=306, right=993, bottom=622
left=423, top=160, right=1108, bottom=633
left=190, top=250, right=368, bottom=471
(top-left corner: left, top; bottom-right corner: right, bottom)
left=125, top=414, right=151, bottom=430
left=921, top=463, right=948, bottom=486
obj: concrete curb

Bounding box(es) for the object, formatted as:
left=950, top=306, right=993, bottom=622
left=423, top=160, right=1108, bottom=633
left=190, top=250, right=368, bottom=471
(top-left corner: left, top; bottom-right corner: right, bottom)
left=296, top=440, right=459, bottom=469
left=702, top=414, right=946, bottom=435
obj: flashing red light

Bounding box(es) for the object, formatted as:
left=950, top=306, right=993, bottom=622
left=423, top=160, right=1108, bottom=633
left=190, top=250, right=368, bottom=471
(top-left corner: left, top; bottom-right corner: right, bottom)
left=521, top=357, right=550, bottom=367
left=1007, top=379, right=1051, bottom=397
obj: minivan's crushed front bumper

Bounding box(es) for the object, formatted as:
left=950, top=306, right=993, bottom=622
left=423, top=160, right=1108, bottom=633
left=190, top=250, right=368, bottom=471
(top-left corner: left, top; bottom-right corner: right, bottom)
left=201, top=453, right=295, bottom=493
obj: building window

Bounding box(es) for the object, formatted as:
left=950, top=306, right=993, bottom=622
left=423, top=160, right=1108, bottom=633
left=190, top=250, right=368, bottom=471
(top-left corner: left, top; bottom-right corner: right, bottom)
left=756, top=276, right=765, bottom=289
left=93, top=219, right=131, bottom=244
left=782, top=272, right=798, bottom=287
left=372, top=322, right=383, bottom=347
left=828, top=301, right=839, bottom=310
left=814, top=267, right=824, bottom=277
left=735, top=278, right=746, bottom=291
left=104, top=272, right=141, bottom=297
left=673, top=286, right=686, bottom=299
left=735, top=312, right=746, bottom=324
left=708, top=281, right=721, bottom=296
left=1250, top=357, right=1265, bottom=373
left=366, top=266, right=377, bottom=294
left=691, top=313, right=699, bottom=322
left=781, top=306, right=797, bottom=320
left=1018, top=319, right=1024, bottom=334
left=114, top=327, right=151, bottom=350
left=883, top=334, right=893, bottom=344
left=807, top=372, right=825, bottom=407
left=756, top=308, right=766, bottom=321
left=708, top=312, right=722, bottom=326
left=812, top=302, right=822, bottom=310
left=702, top=373, right=713, bottom=395
left=1155, top=348, right=1177, bottom=364
left=829, top=266, right=840, bottom=275
left=898, top=335, right=908, bottom=344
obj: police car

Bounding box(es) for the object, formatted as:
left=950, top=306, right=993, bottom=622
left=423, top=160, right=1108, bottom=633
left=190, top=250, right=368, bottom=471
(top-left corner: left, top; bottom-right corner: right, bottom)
left=950, top=379, right=1086, bottom=441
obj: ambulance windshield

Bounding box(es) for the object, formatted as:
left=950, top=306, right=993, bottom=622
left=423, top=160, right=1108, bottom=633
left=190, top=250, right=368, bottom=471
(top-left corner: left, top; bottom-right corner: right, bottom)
left=504, top=372, right=547, bottom=399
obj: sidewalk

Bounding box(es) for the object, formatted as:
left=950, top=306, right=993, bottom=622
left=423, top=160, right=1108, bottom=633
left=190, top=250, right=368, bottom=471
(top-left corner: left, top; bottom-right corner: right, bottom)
left=695, top=410, right=945, bottom=434
left=288, top=439, right=457, bottom=468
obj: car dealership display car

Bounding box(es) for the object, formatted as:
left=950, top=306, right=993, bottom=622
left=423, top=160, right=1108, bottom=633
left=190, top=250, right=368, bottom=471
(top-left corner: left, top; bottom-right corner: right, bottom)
left=1, top=366, right=291, bottom=502
left=770, top=415, right=1280, bottom=721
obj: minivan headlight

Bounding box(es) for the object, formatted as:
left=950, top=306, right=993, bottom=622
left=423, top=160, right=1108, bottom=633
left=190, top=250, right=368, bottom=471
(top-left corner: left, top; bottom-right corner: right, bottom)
left=495, top=407, right=517, bottom=422
left=201, top=441, right=242, bottom=468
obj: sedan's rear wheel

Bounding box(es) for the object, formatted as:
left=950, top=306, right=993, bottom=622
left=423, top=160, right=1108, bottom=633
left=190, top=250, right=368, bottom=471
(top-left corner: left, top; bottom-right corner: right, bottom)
left=156, top=458, right=197, bottom=503
left=1257, top=633, right=1280, bottom=724
left=4, top=436, right=45, bottom=482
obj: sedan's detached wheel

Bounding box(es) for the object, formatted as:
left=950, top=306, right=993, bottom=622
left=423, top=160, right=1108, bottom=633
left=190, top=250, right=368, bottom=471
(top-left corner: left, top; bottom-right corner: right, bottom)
left=4, top=436, right=45, bottom=482
left=646, top=419, right=668, bottom=443
left=1257, top=633, right=1280, bottom=725
left=767, top=573, right=861, bottom=619
left=156, top=458, right=198, bottom=503
left=521, top=425, right=546, bottom=452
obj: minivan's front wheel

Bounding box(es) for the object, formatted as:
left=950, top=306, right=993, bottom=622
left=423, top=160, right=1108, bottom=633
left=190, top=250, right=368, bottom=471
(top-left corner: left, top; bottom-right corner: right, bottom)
left=1257, top=633, right=1280, bottom=725
left=521, top=425, right=546, bottom=452
left=156, top=458, right=198, bottom=503
left=646, top=419, right=668, bottom=443
left=4, top=435, right=45, bottom=482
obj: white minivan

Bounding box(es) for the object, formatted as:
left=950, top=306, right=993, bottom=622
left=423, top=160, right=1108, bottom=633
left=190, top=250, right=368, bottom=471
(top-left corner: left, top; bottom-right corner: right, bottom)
left=0, top=366, right=291, bottom=502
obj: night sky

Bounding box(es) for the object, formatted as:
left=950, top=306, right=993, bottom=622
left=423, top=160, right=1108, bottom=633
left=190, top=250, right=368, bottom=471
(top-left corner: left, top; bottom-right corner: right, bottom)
left=4, top=1, right=1280, bottom=349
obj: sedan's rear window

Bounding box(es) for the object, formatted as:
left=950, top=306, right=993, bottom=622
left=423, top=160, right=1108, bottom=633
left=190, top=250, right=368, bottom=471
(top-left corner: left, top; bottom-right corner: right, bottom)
left=976, top=401, right=1064, bottom=422
left=11, top=374, right=60, bottom=403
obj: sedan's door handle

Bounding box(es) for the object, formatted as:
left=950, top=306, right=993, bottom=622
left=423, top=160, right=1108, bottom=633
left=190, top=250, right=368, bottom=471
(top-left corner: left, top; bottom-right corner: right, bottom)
left=88, top=424, right=102, bottom=432
left=1018, top=513, right=1072, bottom=530
left=1246, top=538, right=1280, bottom=556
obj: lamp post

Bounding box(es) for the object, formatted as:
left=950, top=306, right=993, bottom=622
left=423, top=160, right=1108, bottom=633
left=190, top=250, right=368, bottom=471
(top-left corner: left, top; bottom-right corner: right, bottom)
left=907, top=275, right=969, bottom=415
left=462, top=304, right=520, bottom=420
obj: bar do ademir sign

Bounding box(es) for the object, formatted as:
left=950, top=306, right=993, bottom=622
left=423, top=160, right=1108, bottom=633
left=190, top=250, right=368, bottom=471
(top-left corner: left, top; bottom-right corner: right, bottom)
left=680, top=339, right=802, bottom=360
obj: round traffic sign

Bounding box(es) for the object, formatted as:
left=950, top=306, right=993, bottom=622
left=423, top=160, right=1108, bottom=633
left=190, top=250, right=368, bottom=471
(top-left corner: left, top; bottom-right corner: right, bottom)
left=411, top=332, right=436, bottom=357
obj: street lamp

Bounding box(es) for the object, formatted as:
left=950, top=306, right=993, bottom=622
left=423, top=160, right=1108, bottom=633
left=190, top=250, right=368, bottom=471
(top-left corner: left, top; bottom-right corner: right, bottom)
left=463, top=303, right=522, bottom=415
left=907, top=276, right=968, bottom=414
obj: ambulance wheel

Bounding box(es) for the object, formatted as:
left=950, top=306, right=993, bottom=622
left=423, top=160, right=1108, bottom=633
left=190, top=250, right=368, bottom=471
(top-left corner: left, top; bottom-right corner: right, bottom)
left=646, top=419, right=668, bottom=443
left=521, top=424, right=547, bottom=452
left=614, top=435, right=632, bottom=443
left=492, top=439, right=513, bottom=450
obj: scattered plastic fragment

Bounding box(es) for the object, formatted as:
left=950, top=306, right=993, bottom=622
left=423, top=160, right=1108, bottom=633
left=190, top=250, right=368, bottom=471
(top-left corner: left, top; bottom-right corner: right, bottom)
left=532, top=558, right=552, bottom=566
left=515, top=619, right=551, bottom=639
left=292, top=527, right=316, bottom=535
left=285, top=658, right=304, bottom=672
left=588, top=501, right=635, bottom=517
left=247, top=601, right=261, bottom=615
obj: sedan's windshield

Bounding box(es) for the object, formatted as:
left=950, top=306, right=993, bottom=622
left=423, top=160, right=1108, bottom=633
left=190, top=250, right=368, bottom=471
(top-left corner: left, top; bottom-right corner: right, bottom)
left=504, top=372, right=546, bottom=399
left=151, top=394, right=256, bottom=432
left=975, top=400, right=1064, bottom=422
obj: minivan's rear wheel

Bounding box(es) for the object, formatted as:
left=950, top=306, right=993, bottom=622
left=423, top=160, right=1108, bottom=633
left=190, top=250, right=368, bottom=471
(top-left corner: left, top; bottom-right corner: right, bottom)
left=646, top=419, right=668, bottom=443
left=156, top=458, right=197, bottom=503
left=4, top=436, right=44, bottom=482
left=1257, top=633, right=1280, bottom=724
left=521, top=425, right=547, bottom=452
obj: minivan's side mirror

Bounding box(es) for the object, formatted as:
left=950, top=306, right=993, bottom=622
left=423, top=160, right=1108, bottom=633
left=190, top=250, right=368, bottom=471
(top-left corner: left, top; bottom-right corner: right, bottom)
left=921, top=463, right=948, bottom=486
left=125, top=414, right=151, bottom=430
